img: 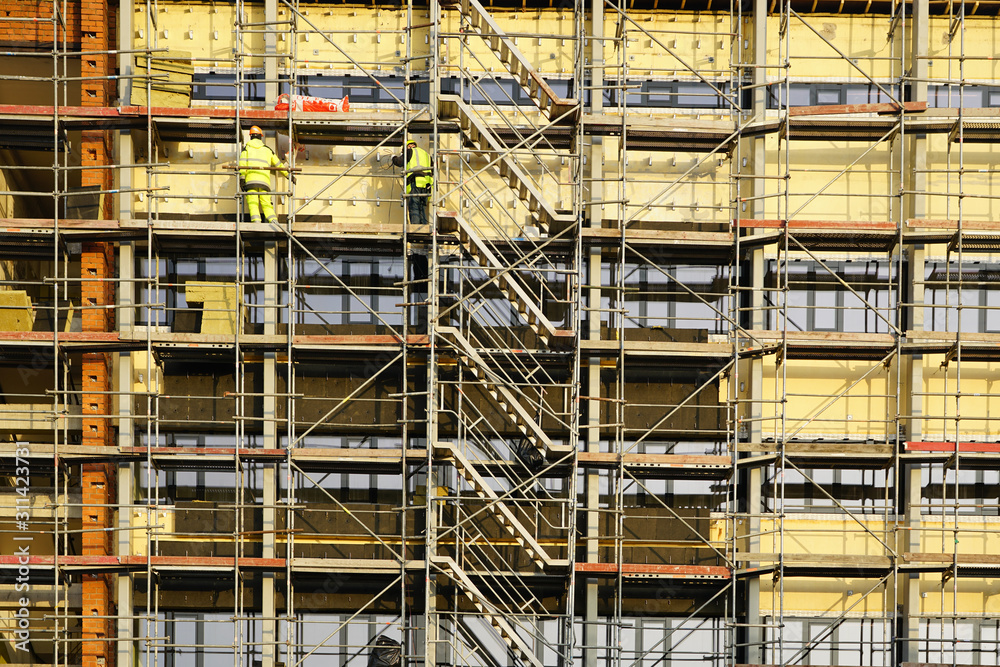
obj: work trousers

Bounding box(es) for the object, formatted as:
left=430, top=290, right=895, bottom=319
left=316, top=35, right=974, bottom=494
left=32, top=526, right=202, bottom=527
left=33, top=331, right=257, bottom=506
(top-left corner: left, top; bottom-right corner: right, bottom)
left=245, top=187, right=277, bottom=224
left=406, top=188, right=430, bottom=228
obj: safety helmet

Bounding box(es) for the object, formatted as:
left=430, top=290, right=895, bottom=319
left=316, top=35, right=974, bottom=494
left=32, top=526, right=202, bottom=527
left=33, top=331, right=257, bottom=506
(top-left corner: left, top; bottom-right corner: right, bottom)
left=249, top=125, right=263, bottom=139
left=406, top=138, right=417, bottom=147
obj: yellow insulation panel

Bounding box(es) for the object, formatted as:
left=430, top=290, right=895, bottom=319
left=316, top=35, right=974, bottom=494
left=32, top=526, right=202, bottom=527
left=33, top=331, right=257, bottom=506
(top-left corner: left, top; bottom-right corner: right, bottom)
left=920, top=358, right=1000, bottom=440
left=928, top=17, right=1000, bottom=83
left=138, top=133, right=570, bottom=235
left=925, top=136, right=1000, bottom=222
left=750, top=358, right=894, bottom=440
left=761, top=577, right=890, bottom=615
left=599, top=12, right=730, bottom=78
left=133, top=3, right=256, bottom=68
left=759, top=516, right=899, bottom=558
left=766, top=15, right=897, bottom=80
left=760, top=133, right=895, bottom=222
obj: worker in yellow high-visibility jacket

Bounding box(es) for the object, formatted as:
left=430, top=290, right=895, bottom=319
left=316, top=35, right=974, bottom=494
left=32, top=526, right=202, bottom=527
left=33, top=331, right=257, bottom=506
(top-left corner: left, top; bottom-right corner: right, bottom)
left=239, top=126, right=293, bottom=224
left=392, top=139, right=434, bottom=333
left=392, top=139, right=433, bottom=228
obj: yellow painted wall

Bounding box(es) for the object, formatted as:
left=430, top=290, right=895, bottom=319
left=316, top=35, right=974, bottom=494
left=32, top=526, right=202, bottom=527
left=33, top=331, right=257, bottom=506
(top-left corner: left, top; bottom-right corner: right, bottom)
left=759, top=516, right=898, bottom=558
left=761, top=576, right=890, bottom=615
left=614, top=149, right=731, bottom=226
left=740, top=353, right=1000, bottom=441
left=134, top=6, right=738, bottom=89
left=601, top=12, right=729, bottom=78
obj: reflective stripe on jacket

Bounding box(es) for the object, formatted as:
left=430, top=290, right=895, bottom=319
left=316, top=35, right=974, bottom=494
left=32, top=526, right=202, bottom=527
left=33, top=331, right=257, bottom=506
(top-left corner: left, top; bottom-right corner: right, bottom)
left=405, top=146, right=433, bottom=194
left=239, top=138, right=287, bottom=190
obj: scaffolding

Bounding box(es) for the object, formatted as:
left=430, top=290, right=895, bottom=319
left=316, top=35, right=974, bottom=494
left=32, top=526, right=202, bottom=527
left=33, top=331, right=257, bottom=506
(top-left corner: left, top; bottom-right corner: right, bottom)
left=4, top=0, right=1000, bottom=664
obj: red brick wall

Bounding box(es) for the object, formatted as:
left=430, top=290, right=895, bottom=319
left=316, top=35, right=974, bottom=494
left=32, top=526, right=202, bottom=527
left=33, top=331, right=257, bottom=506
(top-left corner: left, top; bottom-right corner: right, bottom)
left=0, top=0, right=116, bottom=53
left=81, top=236, right=116, bottom=667
left=0, top=0, right=82, bottom=49
left=3, top=2, right=120, bottom=664
left=78, top=0, right=117, bottom=662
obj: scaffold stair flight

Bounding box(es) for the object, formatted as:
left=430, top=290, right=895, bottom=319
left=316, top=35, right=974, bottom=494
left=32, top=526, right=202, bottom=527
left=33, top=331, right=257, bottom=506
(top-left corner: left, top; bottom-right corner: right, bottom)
left=446, top=0, right=579, bottom=122
left=434, top=442, right=568, bottom=570
left=438, top=327, right=573, bottom=458
left=431, top=555, right=546, bottom=667
left=438, top=95, right=576, bottom=235
left=438, top=211, right=573, bottom=347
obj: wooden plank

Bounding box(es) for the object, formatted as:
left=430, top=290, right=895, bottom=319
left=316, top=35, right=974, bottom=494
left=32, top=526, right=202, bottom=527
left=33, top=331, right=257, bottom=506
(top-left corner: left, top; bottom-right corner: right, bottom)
left=0, top=217, right=118, bottom=230
left=906, top=218, right=1000, bottom=230
left=734, top=442, right=894, bottom=456
left=578, top=452, right=731, bottom=467
left=905, top=441, right=1000, bottom=454
left=732, top=553, right=892, bottom=567
left=742, top=329, right=896, bottom=345
left=583, top=227, right=733, bottom=244
left=903, top=552, right=1000, bottom=565
left=736, top=218, right=898, bottom=230
left=0, top=331, right=119, bottom=342
left=291, top=447, right=428, bottom=462
left=905, top=330, right=1000, bottom=343
left=787, top=101, right=927, bottom=117
left=580, top=340, right=732, bottom=356
left=575, top=562, right=730, bottom=578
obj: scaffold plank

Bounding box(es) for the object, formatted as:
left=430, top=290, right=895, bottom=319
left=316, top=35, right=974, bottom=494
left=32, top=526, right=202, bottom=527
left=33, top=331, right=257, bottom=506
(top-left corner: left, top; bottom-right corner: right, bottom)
left=787, top=101, right=927, bottom=116
left=904, top=441, right=1000, bottom=453
left=736, top=218, right=898, bottom=230
left=583, top=227, right=734, bottom=248
left=580, top=339, right=733, bottom=359
left=907, top=218, right=1000, bottom=230
left=575, top=562, right=730, bottom=579
left=733, top=441, right=894, bottom=468
left=291, top=447, right=428, bottom=472
left=578, top=451, right=731, bottom=478
left=740, top=330, right=897, bottom=359
left=0, top=555, right=419, bottom=574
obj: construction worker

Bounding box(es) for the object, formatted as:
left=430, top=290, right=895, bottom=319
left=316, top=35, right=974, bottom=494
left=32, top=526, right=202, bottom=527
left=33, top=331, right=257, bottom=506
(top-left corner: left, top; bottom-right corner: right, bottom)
left=238, top=126, right=293, bottom=224
left=392, top=139, right=433, bottom=227
left=391, top=139, right=433, bottom=333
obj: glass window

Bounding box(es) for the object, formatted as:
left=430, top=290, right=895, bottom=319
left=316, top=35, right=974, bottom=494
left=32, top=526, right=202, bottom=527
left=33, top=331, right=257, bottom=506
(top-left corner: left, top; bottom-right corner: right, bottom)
left=817, top=88, right=843, bottom=105
left=298, top=74, right=345, bottom=99
left=644, top=80, right=675, bottom=107
left=770, top=83, right=811, bottom=108
left=769, top=260, right=895, bottom=334
left=345, top=75, right=378, bottom=103
left=191, top=72, right=265, bottom=101
left=924, top=261, right=1000, bottom=333
left=409, top=78, right=430, bottom=104
left=546, top=77, right=572, bottom=99
left=468, top=77, right=519, bottom=106
left=377, top=76, right=406, bottom=104
left=676, top=81, right=726, bottom=108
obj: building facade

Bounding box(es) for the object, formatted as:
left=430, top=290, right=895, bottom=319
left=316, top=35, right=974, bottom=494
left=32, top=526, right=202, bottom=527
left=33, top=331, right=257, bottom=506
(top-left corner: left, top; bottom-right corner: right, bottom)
left=1, top=0, right=999, bottom=664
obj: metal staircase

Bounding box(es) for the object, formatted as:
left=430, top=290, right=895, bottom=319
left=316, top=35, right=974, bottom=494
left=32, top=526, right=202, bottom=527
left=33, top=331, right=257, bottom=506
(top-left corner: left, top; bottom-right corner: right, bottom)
left=438, top=327, right=572, bottom=457
left=447, top=0, right=579, bottom=122
left=424, top=2, right=581, bottom=663
left=432, top=555, right=546, bottom=667
left=438, top=211, right=574, bottom=348
left=438, top=95, right=576, bottom=235
left=434, top=442, right=568, bottom=569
